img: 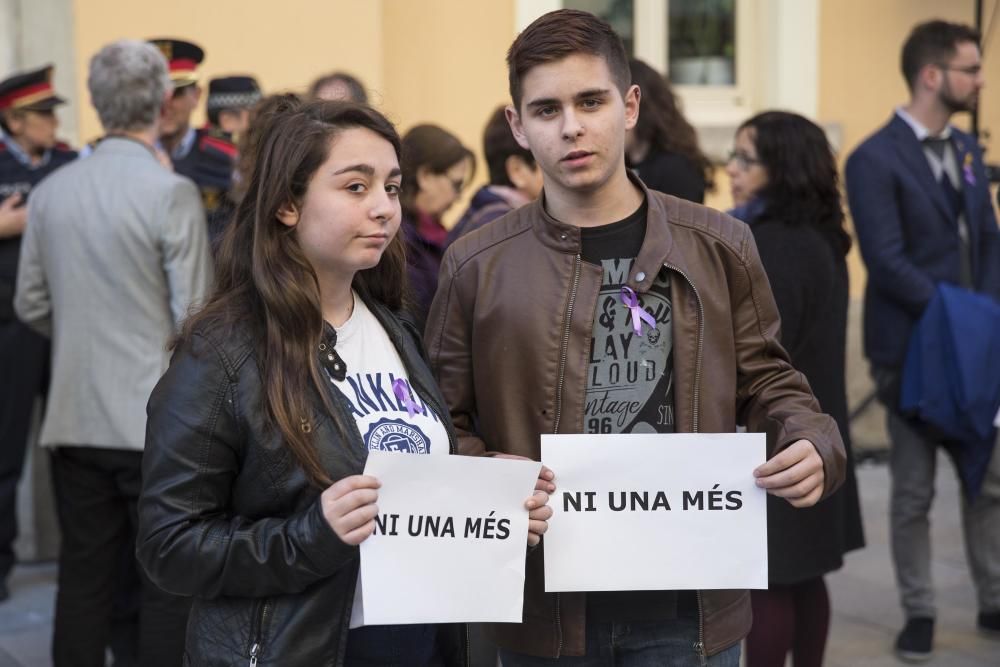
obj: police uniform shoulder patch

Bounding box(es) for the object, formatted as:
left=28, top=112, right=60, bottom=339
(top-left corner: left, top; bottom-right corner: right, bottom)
left=198, top=129, right=238, bottom=160
left=203, top=126, right=230, bottom=141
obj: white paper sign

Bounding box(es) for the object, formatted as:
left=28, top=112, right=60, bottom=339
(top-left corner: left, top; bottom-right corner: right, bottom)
left=542, top=433, right=767, bottom=592
left=358, top=451, right=541, bottom=625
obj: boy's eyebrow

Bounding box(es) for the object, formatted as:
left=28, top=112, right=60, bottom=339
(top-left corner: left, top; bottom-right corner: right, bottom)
left=525, top=88, right=612, bottom=109
left=575, top=88, right=611, bottom=100
left=525, top=96, right=561, bottom=110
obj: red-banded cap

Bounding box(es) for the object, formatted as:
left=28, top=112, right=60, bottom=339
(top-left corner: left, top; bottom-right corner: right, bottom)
left=147, top=38, right=205, bottom=87
left=0, top=65, right=66, bottom=112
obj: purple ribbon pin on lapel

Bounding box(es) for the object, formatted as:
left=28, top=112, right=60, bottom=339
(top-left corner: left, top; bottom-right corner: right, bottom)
left=392, top=378, right=420, bottom=418
left=621, top=286, right=656, bottom=335
left=963, top=152, right=976, bottom=187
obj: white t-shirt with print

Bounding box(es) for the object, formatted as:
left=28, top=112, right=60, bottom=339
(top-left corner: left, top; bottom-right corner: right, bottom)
left=332, top=294, right=450, bottom=457
left=336, top=294, right=449, bottom=628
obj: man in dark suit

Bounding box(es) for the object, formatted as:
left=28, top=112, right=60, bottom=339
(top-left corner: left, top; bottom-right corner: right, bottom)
left=846, top=20, right=1000, bottom=662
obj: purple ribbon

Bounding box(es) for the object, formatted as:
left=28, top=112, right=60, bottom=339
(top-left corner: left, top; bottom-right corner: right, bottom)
left=962, top=150, right=976, bottom=187
left=621, top=286, right=656, bottom=335
left=392, top=378, right=420, bottom=418
left=963, top=163, right=976, bottom=187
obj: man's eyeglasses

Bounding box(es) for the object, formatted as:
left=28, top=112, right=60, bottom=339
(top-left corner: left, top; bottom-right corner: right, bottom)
left=727, top=150, right=761, bottom=171
left=937, top=63, right=982, bottom=76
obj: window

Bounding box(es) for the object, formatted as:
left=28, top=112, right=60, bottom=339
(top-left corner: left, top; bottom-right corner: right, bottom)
left=515, top=0, right=821, bottom=159
left=668, top=0, right=736, bottom=86
left=552, top=0, right=753, bottom=125
left=565, top=0, right=636, bottom=54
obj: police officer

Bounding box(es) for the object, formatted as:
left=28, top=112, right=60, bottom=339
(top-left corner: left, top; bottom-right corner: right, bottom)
left=206, top=75, right=261, bottom=141
left=0, top=64, right=75, bottom=602
left=149, top=38, right=238, bottom=243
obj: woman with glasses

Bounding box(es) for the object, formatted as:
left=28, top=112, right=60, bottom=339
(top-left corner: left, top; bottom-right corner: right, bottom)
left=726, top=111, right=865, bottom=667
left=399, top=124, right=475, bottom=329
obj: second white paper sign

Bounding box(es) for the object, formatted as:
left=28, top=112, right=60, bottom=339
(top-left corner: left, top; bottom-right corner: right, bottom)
left=542, top=433, right=768, bottom=592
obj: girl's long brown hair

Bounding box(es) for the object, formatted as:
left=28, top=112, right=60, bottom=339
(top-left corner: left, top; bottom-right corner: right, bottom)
left=629, top=58, right=715, bottom=189
left=179, top=96, right=406, bottom=487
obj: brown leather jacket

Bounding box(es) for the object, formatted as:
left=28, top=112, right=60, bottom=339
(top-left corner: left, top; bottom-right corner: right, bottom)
left=425, top=179, right=846, bottom=658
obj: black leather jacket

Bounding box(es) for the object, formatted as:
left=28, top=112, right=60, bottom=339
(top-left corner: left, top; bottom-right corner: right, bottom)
left=137, top=299, right=465, bottom=666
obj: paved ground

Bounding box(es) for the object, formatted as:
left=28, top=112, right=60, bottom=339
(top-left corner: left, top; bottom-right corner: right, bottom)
left=1, top=456, right=997, bottom=666
left=825, top=458, right=1000, bottom=666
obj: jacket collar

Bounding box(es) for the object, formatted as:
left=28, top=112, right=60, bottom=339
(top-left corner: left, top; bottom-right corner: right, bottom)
left=888, top=113, right=954, bottom=223
left=894, top=106, right=953, bottom=141
left=96, top=135, right=161, bottom=162
left=531, top=170, right=675, bottom=294
left=1, top=132, right=52, bottom=169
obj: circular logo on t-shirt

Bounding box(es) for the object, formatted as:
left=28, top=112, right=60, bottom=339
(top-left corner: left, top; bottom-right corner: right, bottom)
left=364, top=418, right=430, bottom=454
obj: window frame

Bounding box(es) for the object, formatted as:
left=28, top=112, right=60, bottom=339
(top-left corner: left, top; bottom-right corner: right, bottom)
left=516, top=0, right=820, bottom=133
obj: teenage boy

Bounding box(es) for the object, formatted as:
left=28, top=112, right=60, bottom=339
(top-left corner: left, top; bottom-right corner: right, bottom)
left=425, top=9, right=845, bottom=665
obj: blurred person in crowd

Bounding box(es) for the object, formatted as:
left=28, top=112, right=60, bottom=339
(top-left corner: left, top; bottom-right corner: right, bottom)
left=845, top=20, right=1000, bottom=662
left=13, top=39, right=211, bottom=666
left=447, top=105, right=543, bottom=246
left=626, top=58, right=713, bottom=203
left=427, top=10, right=845, bottom=665
left=400, top=123, right=474, bottom=328
left=205, top=75, right=262, bottom=141
left=136, top=96, right=551, bottom=665
left=727, top=111, right=865, bottom=667
left=0, top=64, right=75, bottom=604
left=230, top=93, right=286, bottom=205
left=150, top=38, right=238, bottom=243
left=203, top=75, right=262, bottom=248
left=309, top=71, right=368, bottom=104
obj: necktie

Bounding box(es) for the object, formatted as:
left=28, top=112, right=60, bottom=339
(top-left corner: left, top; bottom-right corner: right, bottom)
left=922, top=136, right=973, bottom=287
left=923, top=136, right=963, bottom=219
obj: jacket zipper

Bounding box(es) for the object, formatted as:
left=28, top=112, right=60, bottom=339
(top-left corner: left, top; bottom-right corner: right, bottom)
left=694, top=590, right=706, bottom=663
left=553, top=254, right=582, bottom=436
left=551, top=253, right=581, bottom=658
left=664, top=263, right=704, bottom=433
left=665, top=263, right=706, bottom=660
left=248, top=599, right=270, bottom=666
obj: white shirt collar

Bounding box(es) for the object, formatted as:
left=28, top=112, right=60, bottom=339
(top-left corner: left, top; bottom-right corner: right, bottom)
left=156, top=126, right=197, bottom=161
left=895, top=106, right=952, bottom=141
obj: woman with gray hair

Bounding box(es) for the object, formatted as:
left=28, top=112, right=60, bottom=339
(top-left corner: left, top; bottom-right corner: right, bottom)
left=14, top=38, right=210, bottom=667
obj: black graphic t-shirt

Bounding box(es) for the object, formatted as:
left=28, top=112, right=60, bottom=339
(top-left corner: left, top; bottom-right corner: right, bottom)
left=582, top=200, right=675, bottom=437
left=580, top=200, right=695, bottom=622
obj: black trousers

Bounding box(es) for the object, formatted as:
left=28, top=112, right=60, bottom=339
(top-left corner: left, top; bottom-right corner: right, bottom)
left=0, top=319, right=48, bottom=582
left=50, top=446, right=190, bottom=667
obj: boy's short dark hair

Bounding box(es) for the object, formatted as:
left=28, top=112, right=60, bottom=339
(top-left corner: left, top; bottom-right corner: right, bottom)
left=506, top=9, right=631, bottom=111
left=483, top=105, right=535, bottom=187
left=901, top=20, right=980, bottom=91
